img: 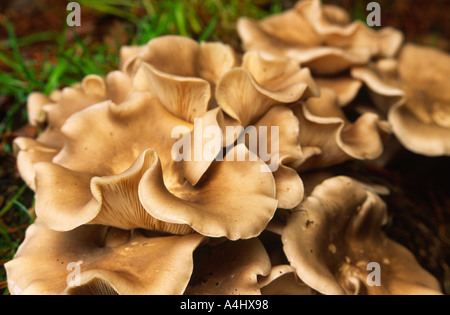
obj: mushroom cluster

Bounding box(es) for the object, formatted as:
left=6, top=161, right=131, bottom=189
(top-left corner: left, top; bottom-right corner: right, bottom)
left=6, top=0, right=446, bottom=295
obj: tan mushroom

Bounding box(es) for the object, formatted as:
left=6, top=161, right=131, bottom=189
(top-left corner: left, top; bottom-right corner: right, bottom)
left=13, top=71, right=133, bottom=191
left=237, top=0, right=403, bottom=75
left=122, top=35, right=239, bottom=86
left=33, top=72, right=132, bottom=150
left=213, top=51, right=318, bottom=209
left=34, top=91, right=278, bottom=240
left=215, top=50, right=319, bottom=127
left=13, top=137, right=58, bottom=191
left=352, top=44, right=450, bottom=156
left=282, top=176, right=443, bottom=295
left=258, top=265, right=313, bottom=295
left=289, top=88, right=389, bottom=171
left=26, top=92, right=49, bottom=127
left=253, top=105, right=305, bottom=209
left=184, top=239, right=271, bottom=295
left=121, top=35, right=239, bottom=124
left=314, top=76, right=362, bottom=107
left=5, top=219, right=205, bottom=295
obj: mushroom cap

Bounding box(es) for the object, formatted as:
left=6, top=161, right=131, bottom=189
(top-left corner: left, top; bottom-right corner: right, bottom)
left=14, top=72, right=133, bottom=191
left=37, top=73, right=132, bottom=150
left=13, top=137, right=58, bottom=191
left=289, top=88, right=387, bottom=171
left=33, top=91, right=278, bottom=240
left=258, top=265, right=313, bottom=295
left=352, top=44, right=450, bottom=156
left=237, top=0, right=403, bottom=75
left=5, top=219, right=205, bottom=295
left=185, top=239, right=272, bottom=295
left=216, top=51, right=318, bottom=127
left=314, top=76, right=362, bottom=107
left=122, top=35, right=239, bottom=86
left=26, top=92, right=49, bottom=126
left=282, top=176, right=442, bottom=295
left=253, top=105, right=305, bottom=209
left=390, top=44, right=450, bottom=156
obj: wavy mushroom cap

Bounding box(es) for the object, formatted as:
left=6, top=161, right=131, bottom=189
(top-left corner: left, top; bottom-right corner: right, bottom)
left=33, top=91, right=278, bottom=240
left=5, top=219, right=205, bottom=295
left=122, top=35, right=239, bottom=86
left=258, top=265, right=314, bottom=295
left=119, top=37, right=239, bottom=125
left=215, top=50, right=319, bottom=127
left=282, top=176, right=443, bottom=295
left=314, top=76, right=362, bottom=107
left=33, top=72, right=132, bottom=150
left=13, top=72, right=133, bottom=191
left=185, top=239, right=272, bottom=295
left=237, top=0, right=403, bottom=75
left=289, top=88, right=388, bottom=171
left=352, top=44, right=450, bottom=156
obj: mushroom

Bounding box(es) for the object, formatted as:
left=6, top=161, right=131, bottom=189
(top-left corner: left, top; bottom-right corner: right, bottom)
left=5, top=219, right=205, bottom=295
left=258, top=265, right=313, bottom=295
left=214, top=51, right=319, bottom=209
left=33, top=91, right=278, bottom=240
left=122, top=35, right=239, bottom=87
left=121, top=35, right=239, bottom=123
left=215, top=50, right=319, bottom=127
left=237, top=0, right=403, bottom=75
left=185, top=239, right=271, bottom=295
left=252, top=105, right=305, bottom=209
left=281, top=176, right=443, bottom=295
left=30, top=72, right=132, bottom=150
left=13, top=71, right=133, bottom=191
left=314, top=76, right=362, bottom=107
left=352, top=44, right=450, bottom=156
left=289, top=88, right=389, bottom=171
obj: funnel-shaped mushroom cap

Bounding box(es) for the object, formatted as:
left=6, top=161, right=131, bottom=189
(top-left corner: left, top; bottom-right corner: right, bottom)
left=282, top=176, right=443, bottom=295
left=352, top=44, right=450, bottom=156
left=5, top=220, right=205, bottom=295
left=237, top=0, right=403, bottom=75
left=34, top=92, right=277, bottom=240
left=185, top=239, right=272, bottom=295
left=289, top=88, right=388, bottom=171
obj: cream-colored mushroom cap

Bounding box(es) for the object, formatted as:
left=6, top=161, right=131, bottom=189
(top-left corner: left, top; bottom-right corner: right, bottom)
left=352, top=44, right=450, bottom=156
left=185, top=239, right=271, bottom=295
left=289, top=88, right=387, bottom=171
left=258, top=265, right=313, bottom=295
left=13, top=71, right=133, bottom=191
left=216, top=51, right=319, bottom=127
left=34, top=91, right=278, bottom=240
left=237, top=0, right=403, bottom=75
left=5, top=220, right=205, bottom=295
left=389, top=44, right=450, bottom=156
left=282, top=176, right=442, bottom=295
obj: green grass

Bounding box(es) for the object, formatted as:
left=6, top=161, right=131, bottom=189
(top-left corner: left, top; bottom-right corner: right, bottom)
left=0, top=0, right=284, bottom=295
